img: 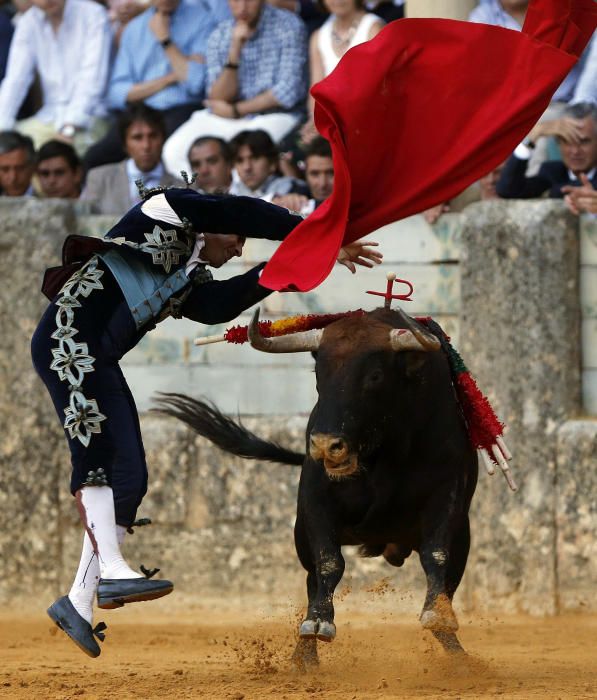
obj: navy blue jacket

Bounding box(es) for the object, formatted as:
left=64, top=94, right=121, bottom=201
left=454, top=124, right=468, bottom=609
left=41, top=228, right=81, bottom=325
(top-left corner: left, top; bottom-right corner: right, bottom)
left=496, top=155, right=597, bottom=199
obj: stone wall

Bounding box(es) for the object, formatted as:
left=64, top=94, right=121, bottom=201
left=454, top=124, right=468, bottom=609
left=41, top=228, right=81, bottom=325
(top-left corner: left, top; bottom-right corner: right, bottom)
left=0, top=198, right=594, bottom=616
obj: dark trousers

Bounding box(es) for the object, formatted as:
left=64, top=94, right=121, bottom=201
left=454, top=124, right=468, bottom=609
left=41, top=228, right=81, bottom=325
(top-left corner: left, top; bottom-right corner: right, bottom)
left=31, top=261, right=148, bottom=527
left=83, top=102, right=201, bottom=172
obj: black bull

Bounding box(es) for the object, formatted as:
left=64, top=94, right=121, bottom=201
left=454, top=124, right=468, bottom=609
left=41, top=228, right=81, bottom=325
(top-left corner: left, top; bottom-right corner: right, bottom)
left=155, top=308, right=478, bottom=666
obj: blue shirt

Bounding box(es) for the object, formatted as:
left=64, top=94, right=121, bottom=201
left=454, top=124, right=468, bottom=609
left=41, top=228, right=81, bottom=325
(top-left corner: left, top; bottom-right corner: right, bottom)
left=108, top=0, right=217, bottom=111
left=207, top=4, right=308, bottom=112
left=468, top=0, right=590, bottom=103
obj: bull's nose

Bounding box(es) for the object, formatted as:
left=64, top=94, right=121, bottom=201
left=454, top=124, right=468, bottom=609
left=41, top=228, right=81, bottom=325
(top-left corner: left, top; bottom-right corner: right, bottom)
left=309, top=434, right=349, bottom=462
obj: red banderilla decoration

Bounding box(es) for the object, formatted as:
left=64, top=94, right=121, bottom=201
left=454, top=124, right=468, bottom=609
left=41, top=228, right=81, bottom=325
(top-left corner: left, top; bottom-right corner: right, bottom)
left=367, top=272, right=414, bottom=309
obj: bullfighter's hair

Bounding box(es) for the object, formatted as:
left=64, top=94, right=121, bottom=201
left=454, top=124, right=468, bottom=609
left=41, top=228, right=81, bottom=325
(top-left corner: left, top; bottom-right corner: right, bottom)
left=151, top=393, right=305, bottom=466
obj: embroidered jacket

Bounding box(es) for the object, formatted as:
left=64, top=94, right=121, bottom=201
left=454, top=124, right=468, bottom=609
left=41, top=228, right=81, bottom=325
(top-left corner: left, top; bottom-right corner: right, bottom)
left=42, top=189, right=303, bottom=328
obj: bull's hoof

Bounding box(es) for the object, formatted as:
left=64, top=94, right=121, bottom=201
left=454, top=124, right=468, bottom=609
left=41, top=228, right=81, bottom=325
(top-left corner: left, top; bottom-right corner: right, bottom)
left=420, top=594, right=459, bottom=632
left=299, top=619, right=318, bottom=638
left=299, top=619, right=336, bottom=642
left=420, top=609, right=459, bottom=632
left=316, top=621, right=336, bottom=642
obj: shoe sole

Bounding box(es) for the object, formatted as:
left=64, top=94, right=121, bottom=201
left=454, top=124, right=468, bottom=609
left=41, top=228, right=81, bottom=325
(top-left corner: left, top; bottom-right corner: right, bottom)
left=47, top=607, right=100, bottom=658
left=97, top=584, right=174, bottom=610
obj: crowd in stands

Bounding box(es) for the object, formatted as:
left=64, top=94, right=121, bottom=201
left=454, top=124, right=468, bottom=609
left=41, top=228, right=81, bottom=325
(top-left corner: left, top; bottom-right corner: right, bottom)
left=0, top=0, right=595, bottom=219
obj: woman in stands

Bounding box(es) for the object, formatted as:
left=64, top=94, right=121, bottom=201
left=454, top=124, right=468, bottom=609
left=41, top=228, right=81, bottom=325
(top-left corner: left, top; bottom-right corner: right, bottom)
left=300, top=0, right=384, bottom=145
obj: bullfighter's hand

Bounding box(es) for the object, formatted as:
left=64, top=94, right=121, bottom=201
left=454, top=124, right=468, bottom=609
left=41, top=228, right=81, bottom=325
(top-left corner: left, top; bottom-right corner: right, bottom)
left=204, top=99, right=235, bottom=119
left=271, top=193, right=309, bottom=212
left=337, top=240, right=383, bottom=274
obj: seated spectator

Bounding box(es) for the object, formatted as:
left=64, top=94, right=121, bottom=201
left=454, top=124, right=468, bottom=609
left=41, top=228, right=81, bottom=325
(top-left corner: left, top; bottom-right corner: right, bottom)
left=81, top=103, right=183, bottom=215
left=496, top=103, right=597, bottom=199
left=0, top=0, right=111, bottom=155
left=0, top=129, right=34, bottom=196
left=563, top=174, right=597, bottom=215
left=469, top=1, right=594, bottom=174
left=36, top=140, right=82, bottom=199
left=162, top=0, right=308, bottom=175
left=272, top=135, right=334, bottom=213
left=300, top=0, right=383, bottom=145
left=228, top=129, right=308, bottom=199
left=84, top=0, right=217, bottom=171
left=188, top=135, right=233, bottom=193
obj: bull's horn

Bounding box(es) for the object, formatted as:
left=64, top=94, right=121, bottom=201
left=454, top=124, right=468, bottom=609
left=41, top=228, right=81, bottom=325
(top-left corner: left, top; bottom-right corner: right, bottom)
left=248, top=308, right=323, bottom=353
left=389, top=311, right=440, bottom=352
left=394, top=310, right=441, bottom=351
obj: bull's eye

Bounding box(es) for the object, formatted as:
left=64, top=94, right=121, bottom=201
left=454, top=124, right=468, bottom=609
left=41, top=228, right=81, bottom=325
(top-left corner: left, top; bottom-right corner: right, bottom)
left=365, top=369, right=384, bottom=388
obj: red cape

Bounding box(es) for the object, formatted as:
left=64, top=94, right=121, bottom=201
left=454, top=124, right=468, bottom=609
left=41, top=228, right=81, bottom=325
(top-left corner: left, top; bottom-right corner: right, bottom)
left=260, top=0, right=597, bottom=292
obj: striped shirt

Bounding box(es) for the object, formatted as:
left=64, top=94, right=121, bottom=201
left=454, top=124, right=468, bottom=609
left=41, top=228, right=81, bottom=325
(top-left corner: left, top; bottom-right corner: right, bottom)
left=207, top=4, right=308, bottom=113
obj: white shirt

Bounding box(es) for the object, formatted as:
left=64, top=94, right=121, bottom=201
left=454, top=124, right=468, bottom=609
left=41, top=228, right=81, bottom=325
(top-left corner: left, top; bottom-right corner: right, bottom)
left=0, top=0, right=111, bottom=131
left=140, top=193, right=207, bottom=275
left=126, top=159, right=165, bottom=205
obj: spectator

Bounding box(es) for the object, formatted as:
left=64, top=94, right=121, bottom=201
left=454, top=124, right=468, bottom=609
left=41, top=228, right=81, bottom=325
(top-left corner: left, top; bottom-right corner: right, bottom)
left=188, top=135, right=233, bottom=193
left=563, top=174, right=597, bottom=215
left=469, top=1, right=595, bottom=173
left=496, top=103, right=597, bottom=199
left=36, top=139, right=82, bottom=199
left=162, top=0, right=308, bottom=175
left=0, top=0, right=111, bottom=155
left=84, top=0, right=217, bottom=171
left=81, top=103, right=183, bottom=215
left=274, top=134, right=334, bottom=213
left=229, top=129, right=308, bottom=199
left=300, top=0, right=383, bottom=145
left=0, top=129, right=34, bottom=195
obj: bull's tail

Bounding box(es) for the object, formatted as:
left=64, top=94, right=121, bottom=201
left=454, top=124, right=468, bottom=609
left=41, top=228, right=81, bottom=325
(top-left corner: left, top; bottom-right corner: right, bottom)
left=152, top=392, right=305, bottom=466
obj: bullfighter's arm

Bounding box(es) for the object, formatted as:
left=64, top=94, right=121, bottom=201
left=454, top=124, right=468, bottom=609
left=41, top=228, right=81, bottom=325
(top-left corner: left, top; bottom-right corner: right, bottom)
left=181, top=264, right=270, bottom=325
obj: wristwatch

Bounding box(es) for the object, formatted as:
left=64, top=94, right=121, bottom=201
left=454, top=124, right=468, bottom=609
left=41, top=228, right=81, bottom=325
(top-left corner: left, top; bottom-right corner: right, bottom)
left=161, top=37, right=172, bottom=48
left=60, top=124, right=76, bottom=139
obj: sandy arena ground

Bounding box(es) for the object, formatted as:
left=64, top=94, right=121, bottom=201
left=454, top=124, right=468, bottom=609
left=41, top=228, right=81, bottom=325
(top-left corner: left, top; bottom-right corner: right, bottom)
left=1, top=603, right=596, bottom=700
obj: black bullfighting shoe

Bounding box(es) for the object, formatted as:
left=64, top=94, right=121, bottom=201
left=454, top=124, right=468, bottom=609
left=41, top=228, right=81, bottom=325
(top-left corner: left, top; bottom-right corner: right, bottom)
left=97, top=577, right=174, bottom=609
left=47, top=596, right=107, bottom=658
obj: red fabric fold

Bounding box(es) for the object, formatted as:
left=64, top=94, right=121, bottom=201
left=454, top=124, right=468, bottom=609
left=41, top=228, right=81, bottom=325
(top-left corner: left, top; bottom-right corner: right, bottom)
left=260, top=0, right=597, bottom=293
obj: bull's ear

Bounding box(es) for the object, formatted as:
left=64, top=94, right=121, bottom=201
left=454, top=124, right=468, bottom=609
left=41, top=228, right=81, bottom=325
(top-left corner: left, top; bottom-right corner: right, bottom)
left=404, top=352, right=426, bottom=377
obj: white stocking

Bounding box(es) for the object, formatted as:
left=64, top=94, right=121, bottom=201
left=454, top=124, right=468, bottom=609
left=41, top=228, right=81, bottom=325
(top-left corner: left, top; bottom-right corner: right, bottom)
left=68, top=531, right=99, bottom=625
left=78, top=486, right=142, bottom=581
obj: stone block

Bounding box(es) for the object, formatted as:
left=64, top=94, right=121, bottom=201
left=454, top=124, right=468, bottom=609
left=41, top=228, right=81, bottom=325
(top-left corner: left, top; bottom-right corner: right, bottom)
left=460, top=200, right=581, bottom=615
left=555, top=420, right=597, bottom=612
left=0, top=199, right=77, bottom=603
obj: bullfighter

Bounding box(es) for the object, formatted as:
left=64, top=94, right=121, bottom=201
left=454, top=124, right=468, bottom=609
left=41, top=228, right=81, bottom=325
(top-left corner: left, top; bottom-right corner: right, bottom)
left=31, top=184, right=380, bottom=658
